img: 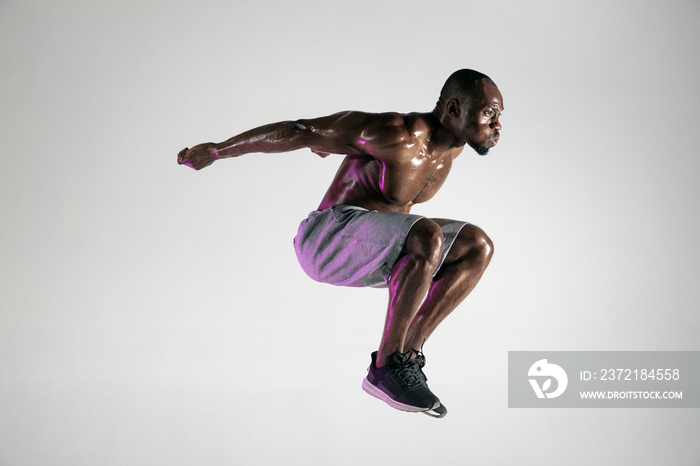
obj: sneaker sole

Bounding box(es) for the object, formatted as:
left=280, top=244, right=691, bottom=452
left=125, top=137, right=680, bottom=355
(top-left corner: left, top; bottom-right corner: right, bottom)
left=362, top=377, right=440, bottom=413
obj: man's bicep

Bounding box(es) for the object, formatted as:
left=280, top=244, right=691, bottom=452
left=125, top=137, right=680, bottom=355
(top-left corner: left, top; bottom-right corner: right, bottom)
left=299, top=111, right=408, bottom=156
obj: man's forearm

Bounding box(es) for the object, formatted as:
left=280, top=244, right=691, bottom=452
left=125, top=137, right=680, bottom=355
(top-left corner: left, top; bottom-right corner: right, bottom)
left=215, top=120, right=312, bottom=158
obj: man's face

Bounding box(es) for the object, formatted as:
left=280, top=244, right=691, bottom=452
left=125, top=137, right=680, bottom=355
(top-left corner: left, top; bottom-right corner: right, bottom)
left=461, top=82, right=504, bottom=156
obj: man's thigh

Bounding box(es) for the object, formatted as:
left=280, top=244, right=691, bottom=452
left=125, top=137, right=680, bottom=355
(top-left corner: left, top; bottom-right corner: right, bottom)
left=294, top=206, right=422, bottom=287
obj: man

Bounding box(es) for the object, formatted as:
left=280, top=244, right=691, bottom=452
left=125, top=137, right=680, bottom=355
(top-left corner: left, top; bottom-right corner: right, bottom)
left=177, top=69, right=503, bottom=418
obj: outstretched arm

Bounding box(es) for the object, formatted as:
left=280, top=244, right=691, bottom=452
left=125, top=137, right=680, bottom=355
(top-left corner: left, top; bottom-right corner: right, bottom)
left=177, top=111, right=412, bottom=170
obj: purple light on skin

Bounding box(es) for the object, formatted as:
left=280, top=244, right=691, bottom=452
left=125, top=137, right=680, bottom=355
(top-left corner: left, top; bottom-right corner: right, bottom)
left=357, top=139, right=366, bottom=146
left=212, top=149, right=219, bottom=156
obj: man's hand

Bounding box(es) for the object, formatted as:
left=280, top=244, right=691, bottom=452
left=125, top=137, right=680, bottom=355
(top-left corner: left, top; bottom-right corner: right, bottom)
left=177, top=143, right=219, bottom=170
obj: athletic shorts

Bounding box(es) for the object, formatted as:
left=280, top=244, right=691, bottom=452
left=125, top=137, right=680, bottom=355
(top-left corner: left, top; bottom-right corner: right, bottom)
left=293, top=205, right=468, bottom=288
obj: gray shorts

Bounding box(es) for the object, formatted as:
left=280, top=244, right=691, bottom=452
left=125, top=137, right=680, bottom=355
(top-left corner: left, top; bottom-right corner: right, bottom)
left=293, top=205, right=468, bottom=288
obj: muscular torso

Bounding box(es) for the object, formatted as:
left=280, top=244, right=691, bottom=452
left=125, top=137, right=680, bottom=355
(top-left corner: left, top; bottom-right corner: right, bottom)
left=318, top=113, right=463, bottom=213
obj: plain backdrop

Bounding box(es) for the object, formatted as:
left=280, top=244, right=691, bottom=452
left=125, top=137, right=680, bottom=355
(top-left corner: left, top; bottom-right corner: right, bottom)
left=1, top=0, right=699, bottom=465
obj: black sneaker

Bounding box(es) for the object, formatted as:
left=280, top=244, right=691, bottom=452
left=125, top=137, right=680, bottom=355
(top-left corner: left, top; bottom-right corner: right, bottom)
left=362, top=351, right=443, bottom=415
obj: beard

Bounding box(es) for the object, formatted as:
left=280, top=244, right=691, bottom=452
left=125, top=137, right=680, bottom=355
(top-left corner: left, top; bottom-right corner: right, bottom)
left=471, top=132, right=499, bottom=156
left=474, top=145, right=490, bottom=156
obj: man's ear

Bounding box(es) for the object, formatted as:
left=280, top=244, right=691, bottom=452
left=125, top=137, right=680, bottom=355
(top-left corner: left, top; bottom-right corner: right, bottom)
left=445, top=98, right=461, bottom=118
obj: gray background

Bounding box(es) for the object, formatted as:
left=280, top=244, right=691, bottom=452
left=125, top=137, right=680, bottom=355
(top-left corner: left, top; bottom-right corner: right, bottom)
left=1, top=0, right=699, bottom=465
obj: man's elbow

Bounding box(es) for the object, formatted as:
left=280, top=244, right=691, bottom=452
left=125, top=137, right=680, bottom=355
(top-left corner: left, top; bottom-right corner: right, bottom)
left=286, top=120, right=315, bottom=146
left=289, top=120, right=308, bottom=133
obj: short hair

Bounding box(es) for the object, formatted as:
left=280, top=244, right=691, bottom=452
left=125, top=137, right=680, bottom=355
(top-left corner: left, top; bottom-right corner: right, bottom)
left=438, top=69, right=496, bottom=107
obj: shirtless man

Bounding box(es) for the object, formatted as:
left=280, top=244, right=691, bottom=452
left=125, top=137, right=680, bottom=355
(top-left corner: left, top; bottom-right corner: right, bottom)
left=177, top=69, right=503, bottom=418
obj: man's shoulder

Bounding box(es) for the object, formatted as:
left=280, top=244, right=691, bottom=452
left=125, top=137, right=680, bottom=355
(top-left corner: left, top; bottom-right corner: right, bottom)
left=377, top=111, right=431, bottom=128
left=364, top=112, right=433, bottom=142
left=354, top=111, right=407, bottom=128
left=403, top=112, right=434, bottom=132
left=328, top=111, right=435, bottom=161
left=351, top=111, right=429, bottom=128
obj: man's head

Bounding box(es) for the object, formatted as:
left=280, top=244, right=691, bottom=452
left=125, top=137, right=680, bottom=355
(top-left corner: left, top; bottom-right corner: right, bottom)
left=436, top=69, right=504, bottom=155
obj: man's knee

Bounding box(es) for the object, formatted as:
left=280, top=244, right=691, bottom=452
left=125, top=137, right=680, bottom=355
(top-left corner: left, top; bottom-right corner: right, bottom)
left=401, top=219, right=445, bottom=271
left=456, top=224, right=494, bottom=265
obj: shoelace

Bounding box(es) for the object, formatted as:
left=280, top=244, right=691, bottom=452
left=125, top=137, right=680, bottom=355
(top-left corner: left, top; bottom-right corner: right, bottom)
left=393, top=359, right=423, bottom=387
left=404, top=348, right=428, bottom=382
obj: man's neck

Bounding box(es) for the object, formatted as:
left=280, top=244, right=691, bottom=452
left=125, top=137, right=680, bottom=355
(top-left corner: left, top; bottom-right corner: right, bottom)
left=426, top=108, right=464, bottom=153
